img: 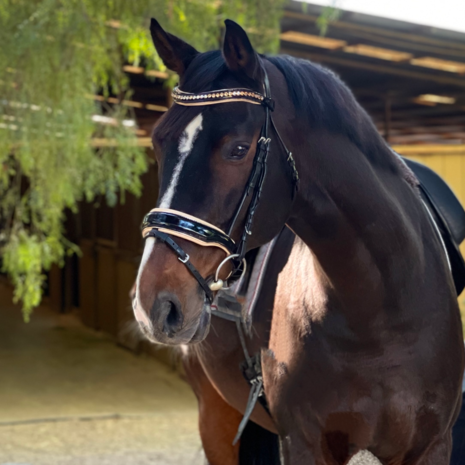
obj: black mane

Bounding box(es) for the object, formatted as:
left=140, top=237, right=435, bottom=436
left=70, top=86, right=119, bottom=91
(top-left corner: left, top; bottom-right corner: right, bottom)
left=266, top=54, right=395, bottom=165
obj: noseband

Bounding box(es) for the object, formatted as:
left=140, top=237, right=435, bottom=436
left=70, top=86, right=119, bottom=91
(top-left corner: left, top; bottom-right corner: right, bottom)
left=141, top=70, right=299, bottom=303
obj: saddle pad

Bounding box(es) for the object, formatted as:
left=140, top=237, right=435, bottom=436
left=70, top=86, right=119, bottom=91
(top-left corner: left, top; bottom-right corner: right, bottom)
left=213, top=237, right=278, bottom=331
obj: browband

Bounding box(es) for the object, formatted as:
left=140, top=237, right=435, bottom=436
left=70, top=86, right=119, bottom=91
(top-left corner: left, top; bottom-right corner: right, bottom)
left=142, top=208, right=235, bottom=256
left=172, top=86, right=269, bottom=107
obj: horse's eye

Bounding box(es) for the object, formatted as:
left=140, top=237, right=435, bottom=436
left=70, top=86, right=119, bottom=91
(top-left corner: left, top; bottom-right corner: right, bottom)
left=229, top=144, right=250, bottom=160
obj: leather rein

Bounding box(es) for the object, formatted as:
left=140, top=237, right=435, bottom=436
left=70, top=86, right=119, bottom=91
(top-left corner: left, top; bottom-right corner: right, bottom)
left=141, top=70, right=299, bottom=303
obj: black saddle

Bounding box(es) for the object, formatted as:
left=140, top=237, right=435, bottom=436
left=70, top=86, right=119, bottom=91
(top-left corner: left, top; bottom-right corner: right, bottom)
left=403, top=157, right=465, bottom=295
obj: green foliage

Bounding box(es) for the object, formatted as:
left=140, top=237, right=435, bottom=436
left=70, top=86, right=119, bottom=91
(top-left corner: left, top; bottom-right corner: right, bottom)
left=316, top=1, right=342, bottom=36
left=0, top=0, right=285, bottom=319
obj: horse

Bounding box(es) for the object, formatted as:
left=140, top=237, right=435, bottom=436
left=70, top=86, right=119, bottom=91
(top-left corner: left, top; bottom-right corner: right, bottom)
left=133, top=18, right=465, bottom=464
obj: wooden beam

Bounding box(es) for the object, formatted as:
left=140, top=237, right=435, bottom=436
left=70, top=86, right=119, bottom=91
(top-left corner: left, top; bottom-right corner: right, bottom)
left=392, top=144, right=465, bottom=154
left=123, top=65, right=169, bottom=80
left=389, top=105, right=465, bottom=119
left=145, top=70, right=170, bottom=79
left=145, top=104, right=168, bottom=112
left=390, top=134, right=451, bottom=144
left=91, top=137, right=152, bottom=148
left=283, top=11, right=465, bottom=52
left=393, top=125, right=465, bottom=134
left=375, top=115, right=465, bottom=130
left=280, top=48, right=465, bottom=89
left=330, top=27, right=465, bottom=60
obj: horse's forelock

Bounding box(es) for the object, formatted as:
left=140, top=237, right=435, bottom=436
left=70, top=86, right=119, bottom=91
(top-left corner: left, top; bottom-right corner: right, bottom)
left=181, top=50, right=227, bottom=91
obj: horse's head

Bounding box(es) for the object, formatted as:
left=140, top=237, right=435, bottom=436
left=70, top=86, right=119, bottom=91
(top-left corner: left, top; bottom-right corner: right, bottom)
left=133, top=18, right=296, bottom=345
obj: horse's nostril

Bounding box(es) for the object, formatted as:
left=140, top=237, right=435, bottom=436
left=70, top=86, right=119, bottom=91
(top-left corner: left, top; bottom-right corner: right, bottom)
left=162, top=300, right=182, bottom=337
left=150, top=292, right=184, bottom=338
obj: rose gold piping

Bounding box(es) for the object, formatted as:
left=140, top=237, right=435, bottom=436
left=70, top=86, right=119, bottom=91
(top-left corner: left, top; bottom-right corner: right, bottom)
left=142, top=228, right=230, bottom=256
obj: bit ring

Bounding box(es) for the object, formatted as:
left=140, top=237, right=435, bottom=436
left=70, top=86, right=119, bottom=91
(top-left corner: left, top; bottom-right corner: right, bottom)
left=209, top=254, right=247, bottom=291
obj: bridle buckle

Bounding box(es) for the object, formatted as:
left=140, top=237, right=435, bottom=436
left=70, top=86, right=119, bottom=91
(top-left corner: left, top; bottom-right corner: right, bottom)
left=257, top=136, right=271, bottom=146
left=178, top=253, right=190, bottom=264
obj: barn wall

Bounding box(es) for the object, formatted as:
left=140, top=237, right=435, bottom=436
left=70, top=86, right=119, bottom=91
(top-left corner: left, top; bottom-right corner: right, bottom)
left=405, top=152, right=465, bottom=320
left=74, top=159, right=159, bottom=347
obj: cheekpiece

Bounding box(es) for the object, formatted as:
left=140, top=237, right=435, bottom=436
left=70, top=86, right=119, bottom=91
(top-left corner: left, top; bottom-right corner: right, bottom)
left=172, top=86, right=265, bottom=106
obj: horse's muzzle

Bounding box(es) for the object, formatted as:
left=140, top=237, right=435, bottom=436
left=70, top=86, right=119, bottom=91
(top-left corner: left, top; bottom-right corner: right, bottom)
left=134, top=290, right=211, bottom=345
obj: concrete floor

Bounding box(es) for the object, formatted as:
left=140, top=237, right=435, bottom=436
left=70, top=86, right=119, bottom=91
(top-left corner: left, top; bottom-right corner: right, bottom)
left=0, top=282, right=203, bottom=465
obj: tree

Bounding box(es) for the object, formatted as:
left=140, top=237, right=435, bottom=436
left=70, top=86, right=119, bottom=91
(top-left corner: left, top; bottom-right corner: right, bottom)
left=0, top=0, right=285, bottom=319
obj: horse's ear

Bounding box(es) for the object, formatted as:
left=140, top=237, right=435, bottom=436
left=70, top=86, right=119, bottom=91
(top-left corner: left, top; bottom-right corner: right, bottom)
left=150, top=18, right=198, bottom=75
left=223, top=19, right=262, bottom=81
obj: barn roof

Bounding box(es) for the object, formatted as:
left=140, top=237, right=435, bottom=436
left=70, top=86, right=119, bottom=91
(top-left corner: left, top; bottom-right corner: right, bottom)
left=282, top=2, right=465, bottom=147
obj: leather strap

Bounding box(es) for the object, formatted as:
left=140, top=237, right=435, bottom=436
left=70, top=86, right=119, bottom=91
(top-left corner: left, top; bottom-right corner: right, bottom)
left=145, top=229, right=214, bottom=303
left=212, top=303, right=272, bottom=444
left=226, top=70, right=274, bottom=262
left=142, top=210, right=235, bottom=255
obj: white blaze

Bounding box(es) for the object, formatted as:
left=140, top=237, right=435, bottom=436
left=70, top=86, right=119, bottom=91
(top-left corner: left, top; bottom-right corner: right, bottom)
left=159, top=113, right=203, bottom=208
left=134, top=236, right=156, bottom=327
left=134, top=114, right=203, bottom=324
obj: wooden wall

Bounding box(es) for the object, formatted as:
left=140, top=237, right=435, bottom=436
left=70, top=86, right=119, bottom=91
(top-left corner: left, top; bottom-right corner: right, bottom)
left=76, top=159, right=159, bottom=349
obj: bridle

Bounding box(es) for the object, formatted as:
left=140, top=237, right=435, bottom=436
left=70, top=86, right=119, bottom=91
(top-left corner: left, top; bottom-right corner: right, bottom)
left=141, top=69, right=299, bottom=303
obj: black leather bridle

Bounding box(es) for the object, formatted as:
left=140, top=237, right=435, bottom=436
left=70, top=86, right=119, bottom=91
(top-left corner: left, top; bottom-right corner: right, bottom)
left=141, top=69, right=299, bottom=303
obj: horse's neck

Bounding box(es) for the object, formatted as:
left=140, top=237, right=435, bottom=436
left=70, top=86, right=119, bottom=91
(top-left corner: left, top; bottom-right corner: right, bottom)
left=286, top=129, right=436, bottom=314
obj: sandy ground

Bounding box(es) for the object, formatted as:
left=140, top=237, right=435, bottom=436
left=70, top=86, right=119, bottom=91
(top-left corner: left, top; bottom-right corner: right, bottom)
left=0, top=282, right=203, bottom=465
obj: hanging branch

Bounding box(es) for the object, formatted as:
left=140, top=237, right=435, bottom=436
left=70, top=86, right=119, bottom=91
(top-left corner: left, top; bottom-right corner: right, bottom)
left=0, top=0, right=285, bottom=319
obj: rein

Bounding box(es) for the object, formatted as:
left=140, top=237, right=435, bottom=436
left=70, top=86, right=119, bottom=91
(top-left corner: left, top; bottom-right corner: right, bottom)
left=141, top=70, right=299, bottom=302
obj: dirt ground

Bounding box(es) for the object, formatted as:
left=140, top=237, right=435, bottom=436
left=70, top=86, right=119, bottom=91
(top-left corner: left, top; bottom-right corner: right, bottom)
left=0, top=282, right=203, bottom=465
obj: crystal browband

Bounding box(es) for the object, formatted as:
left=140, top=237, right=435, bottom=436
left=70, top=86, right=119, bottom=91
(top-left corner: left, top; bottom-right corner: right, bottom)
left=172, top=86, right=265, bottom=106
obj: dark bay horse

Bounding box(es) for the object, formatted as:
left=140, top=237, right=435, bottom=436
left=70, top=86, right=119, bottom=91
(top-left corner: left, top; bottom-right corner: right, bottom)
left=133, top=18, right=464, bottom=464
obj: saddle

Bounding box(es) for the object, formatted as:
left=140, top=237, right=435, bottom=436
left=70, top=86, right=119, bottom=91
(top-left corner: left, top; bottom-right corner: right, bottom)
left=403, top=157, right=465, bottom=295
